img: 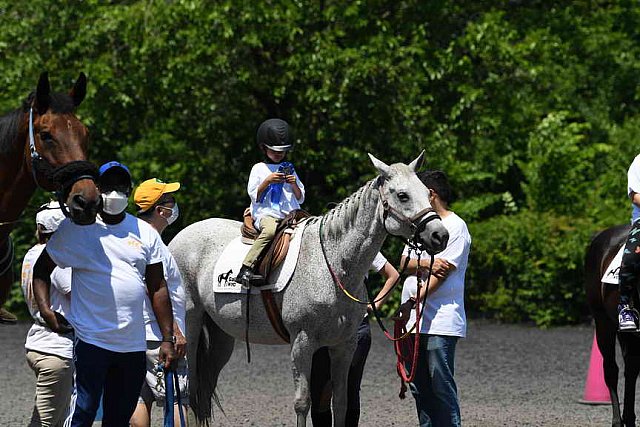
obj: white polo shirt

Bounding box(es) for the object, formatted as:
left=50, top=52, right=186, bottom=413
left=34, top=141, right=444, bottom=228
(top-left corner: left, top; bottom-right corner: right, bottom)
left=46, top=214, right=164, bottom=353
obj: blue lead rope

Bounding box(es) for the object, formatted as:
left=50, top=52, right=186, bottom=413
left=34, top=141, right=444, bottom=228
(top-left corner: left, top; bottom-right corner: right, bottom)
left=160, top=364, right=186, bottom=427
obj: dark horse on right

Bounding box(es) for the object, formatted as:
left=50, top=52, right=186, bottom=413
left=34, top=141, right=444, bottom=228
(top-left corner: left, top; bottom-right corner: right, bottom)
left=585, top=222, right=640, bottom=427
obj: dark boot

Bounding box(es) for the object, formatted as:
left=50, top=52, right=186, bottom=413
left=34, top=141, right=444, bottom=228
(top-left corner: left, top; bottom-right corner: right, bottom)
left=235, top=265, right=265, bottom=287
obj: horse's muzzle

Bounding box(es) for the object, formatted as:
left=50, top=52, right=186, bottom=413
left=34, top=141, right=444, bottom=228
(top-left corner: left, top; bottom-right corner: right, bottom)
left=66, top=189, right=101, bottom=225
left=416, top=224, right=449, bottom=255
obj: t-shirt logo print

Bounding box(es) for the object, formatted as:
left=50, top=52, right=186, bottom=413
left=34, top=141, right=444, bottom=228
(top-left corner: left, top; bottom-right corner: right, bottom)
left=127, top=239, right=143, bottom=249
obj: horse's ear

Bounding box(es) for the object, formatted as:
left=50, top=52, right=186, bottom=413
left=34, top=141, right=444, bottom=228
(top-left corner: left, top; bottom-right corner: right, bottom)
left=70, top=72, right=87, bottom=107
left=408, top=150, right=425, bottom=172
left=368, top=153, right=391, bottom=177
left=35, top=72, right=50, bottom=114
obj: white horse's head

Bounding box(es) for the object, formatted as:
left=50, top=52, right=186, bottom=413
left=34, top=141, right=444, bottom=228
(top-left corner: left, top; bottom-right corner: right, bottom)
left=369, top=151, right=449, bottom=255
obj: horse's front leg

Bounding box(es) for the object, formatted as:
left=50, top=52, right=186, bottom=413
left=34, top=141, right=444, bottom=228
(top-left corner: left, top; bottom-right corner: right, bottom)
left=329, top=338, right=357, bottom=427
left=290, top=331, right=317, bottom=427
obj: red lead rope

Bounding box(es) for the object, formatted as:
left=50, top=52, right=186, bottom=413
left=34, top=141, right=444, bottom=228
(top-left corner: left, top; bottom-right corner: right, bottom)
left=393, top=267, right=429, bottom=398
left=318, top=216, right=434, bottom=399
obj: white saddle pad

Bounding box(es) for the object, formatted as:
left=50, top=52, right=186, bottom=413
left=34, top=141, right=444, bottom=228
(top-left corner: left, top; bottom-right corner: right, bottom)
left=213, top=221, right=308, bottom=294
left=602, top=243, right=625, bottom=285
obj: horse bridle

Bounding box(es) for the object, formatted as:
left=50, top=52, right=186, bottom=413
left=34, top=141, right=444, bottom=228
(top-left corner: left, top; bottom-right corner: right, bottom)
left=28, top=107, right=99, bottom=218
left=376, top=176, right=441, bottom=249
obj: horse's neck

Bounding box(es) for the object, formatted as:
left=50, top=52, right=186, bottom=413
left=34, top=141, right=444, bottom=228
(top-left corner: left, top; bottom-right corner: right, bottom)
left=0, top=124, right=36, bottom=225
left=322, top=180, right=386, bottom=289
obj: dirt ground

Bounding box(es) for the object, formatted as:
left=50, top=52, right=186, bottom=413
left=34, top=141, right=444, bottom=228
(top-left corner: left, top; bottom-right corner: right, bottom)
left=1, top=320, right=627, bottom=426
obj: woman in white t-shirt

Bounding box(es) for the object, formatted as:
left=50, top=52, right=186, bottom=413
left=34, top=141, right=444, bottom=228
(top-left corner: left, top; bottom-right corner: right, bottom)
left=22, top=202, right=74, bottom=427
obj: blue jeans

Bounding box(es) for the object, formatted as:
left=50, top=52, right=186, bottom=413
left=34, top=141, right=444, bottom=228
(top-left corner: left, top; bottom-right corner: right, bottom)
left=71, top=339, right=146, bottom=427
left=404, top=334, right=460, bottom=427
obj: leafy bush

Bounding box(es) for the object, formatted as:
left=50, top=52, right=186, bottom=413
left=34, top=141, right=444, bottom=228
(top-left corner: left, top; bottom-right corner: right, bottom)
left=467, top=211, right=601, bottom=327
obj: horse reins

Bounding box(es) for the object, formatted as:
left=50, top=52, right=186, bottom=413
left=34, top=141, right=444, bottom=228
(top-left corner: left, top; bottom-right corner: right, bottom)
left=318, top=178, right=441, bottom=307
left=318, top=177, right=441, bottom=396
left=0, top=238, right=14, bottom=276
left=157, top=364, right=186, bottom=427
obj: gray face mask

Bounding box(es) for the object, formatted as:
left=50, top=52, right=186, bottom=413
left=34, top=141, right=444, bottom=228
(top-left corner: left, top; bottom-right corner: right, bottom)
left=161, top=203, right=179, bottom=225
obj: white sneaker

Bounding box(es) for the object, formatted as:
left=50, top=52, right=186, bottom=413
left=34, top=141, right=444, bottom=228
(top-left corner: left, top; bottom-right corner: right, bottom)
left=618, top=306, right=639, bottom=332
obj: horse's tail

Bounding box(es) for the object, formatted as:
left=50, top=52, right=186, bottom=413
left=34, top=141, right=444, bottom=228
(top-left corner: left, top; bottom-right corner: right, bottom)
left=191, top=310, right=234, bottom=425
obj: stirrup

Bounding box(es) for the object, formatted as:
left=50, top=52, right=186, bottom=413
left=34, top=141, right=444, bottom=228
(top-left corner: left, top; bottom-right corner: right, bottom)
left=236, top=266, right=266, bottom=287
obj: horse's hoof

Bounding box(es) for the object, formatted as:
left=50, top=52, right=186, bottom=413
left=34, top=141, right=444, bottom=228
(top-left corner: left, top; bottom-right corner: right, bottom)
left=0, top=307, right=17, bottom=324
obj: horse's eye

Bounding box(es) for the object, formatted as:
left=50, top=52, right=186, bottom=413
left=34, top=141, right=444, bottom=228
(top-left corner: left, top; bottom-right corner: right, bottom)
left=398, top=192, right=410, bottom=202
left=40, top=131, right=53, bottom=142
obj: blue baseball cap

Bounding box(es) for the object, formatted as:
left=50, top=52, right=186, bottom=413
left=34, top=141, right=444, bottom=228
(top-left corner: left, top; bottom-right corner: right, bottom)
left=99, top=161, right=131, bottom=177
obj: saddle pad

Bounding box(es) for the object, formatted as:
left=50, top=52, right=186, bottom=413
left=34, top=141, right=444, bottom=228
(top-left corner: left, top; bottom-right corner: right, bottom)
left=213, top=221, right=307, bottom=294
left=602, top=243, right=625, bottom=285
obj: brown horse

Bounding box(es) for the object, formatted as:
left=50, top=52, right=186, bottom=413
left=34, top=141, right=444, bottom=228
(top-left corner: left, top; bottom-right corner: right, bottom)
left=585, top=223, right=640, bottom=427
left=0, top=72, right=101, bottom=323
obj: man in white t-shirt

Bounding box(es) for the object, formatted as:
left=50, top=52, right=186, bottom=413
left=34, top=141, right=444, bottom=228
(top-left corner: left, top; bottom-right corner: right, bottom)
left=396, top=170, right=471, bottom=427
left=32, top=161, right=177, bottom=427
left=22, top=201, right=74, bottom=427
left=130, top=178, right=188, bottom=427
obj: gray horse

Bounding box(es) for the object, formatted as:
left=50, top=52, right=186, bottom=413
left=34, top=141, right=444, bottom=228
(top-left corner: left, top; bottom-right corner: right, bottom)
left=169, top=153, right=448, bottom=426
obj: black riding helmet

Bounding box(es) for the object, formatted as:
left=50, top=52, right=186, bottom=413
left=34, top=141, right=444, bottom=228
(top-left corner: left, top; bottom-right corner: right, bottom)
left=257, top=119, right=293, bottom=153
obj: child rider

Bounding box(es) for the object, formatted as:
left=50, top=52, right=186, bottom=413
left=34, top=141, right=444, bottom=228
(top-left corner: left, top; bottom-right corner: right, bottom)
left=235, top=118, right=305, bottom=286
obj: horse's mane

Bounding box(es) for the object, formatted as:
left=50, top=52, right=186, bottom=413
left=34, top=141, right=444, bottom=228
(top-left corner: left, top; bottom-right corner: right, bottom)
left=0, top=92, right=76, bottom=155
left=322, top=177, right=380, bottom=237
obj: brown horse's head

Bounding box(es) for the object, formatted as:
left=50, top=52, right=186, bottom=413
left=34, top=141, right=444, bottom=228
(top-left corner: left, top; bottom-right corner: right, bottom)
left=27, top=72, right=100, bottom=225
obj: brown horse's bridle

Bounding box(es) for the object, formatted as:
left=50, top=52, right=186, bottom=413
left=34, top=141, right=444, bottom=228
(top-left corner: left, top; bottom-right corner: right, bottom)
left=28, top=107, right=99, bottom=219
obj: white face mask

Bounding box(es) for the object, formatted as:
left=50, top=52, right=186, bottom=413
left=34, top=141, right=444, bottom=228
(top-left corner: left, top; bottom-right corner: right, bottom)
left=101, top=191, right=129, bottom=215
left=161, top=203, right=179, bottom=225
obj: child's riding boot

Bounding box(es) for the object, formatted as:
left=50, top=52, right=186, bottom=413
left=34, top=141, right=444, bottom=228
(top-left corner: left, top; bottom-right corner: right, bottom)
left=235, top=264, right=265, bottom=287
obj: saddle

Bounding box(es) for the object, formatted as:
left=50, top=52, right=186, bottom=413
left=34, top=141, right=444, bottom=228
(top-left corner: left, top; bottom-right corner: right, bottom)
left=241, top=208, right=310, bottom=279
left=239, top=209, right=310, bottom=345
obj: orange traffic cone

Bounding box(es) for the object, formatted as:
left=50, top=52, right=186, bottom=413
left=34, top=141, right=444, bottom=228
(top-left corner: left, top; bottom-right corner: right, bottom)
left=579, top=332, right=612, bottom=405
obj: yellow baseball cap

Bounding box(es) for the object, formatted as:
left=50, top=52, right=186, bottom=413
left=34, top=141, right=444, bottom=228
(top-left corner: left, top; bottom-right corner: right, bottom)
left=134, top=178, right=181, bottom=212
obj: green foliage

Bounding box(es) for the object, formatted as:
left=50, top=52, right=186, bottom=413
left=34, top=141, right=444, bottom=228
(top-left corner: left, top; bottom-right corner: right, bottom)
left=2, top=1, right=640, bottom=325
left=467, top=211, right=598, bottom=327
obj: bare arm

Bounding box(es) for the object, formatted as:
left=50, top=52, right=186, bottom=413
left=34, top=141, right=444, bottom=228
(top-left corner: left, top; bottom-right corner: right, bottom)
left=285, top=174, right=303, bottom=201
left=394, top=257, right=457, bottom=324
left=33, top=249, right=71, bottom=333
left=400, top=255, right=454, bottom=279
left=369, top=262, right=400, bottom=311
left=145, top=262, right=177, bottom=368
left=174, top=321, right=186, bottom=358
